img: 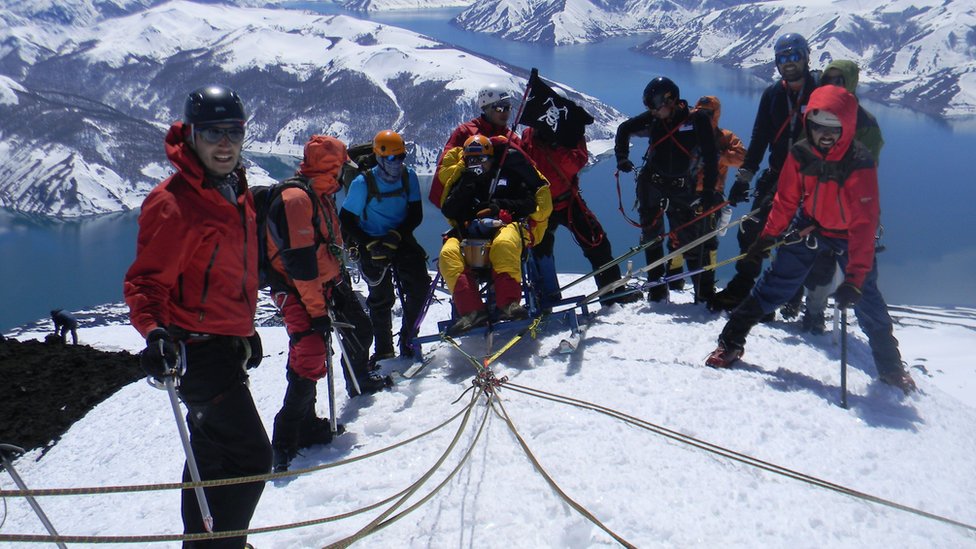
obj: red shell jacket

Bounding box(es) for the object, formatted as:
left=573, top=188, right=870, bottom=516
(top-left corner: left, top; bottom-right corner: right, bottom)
left=520, top=127, right=587, bottom=211
left=761, top=86, right=879, bottom=288
left=124, top=122, right=258, bottom=338
left=429, top=115, right=523, bottom=206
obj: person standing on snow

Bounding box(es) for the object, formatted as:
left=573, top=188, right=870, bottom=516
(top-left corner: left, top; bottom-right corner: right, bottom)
left=783, top=59, right=886, bottom=334
left=265, top=135, right=391, bottom=473
left=123, top=84, right=271, bottom=548
left=709, top=33, right=819, bottom=313
left=50, top=309, right=79, bottom=345
left=429, top=83, right=523, bottom=207
left=705, top=85, right=916, bottom=395
left=437, top=135, right=551, bottom=334
left=339, top=130, right=431, bottom=363
left=664, top=95, right=746, bottom=298
left=521, top=89, right=640, bottom=308
left=614, top=76, right=722, bottom=304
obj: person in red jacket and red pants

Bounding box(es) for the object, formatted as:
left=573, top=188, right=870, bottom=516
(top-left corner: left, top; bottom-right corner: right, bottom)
left=124, top=85, right=272, bottom=547
left=705, top=85, right=916, bottom=394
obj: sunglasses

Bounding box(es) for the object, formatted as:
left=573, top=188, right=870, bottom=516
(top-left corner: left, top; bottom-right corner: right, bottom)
left=822, top=74, right=845, bottom=87
left=195, top=125, right=246, bottom=144
left=491, top=104, right=511, bottom=113
left=776, top=51, right=805, bottom=65
left=807, top=120, right=842, bottom=136
left=645, top=94, right=672, bottom=111
left=381, top=153, right=406, bottom=162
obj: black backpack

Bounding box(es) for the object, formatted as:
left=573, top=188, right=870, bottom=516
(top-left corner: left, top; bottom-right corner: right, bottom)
left=253, top=176, right=340, bottom=290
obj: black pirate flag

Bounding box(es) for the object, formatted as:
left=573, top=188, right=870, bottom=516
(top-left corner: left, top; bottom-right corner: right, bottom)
left=518, top=68, right=594, bottom=147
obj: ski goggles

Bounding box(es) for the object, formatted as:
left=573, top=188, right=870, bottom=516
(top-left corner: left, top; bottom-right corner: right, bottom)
left=194, top=124, right=246, bottom=144
left=381, top=153, right=407, bottom=162
left=775, top=51, right=805, bottom=65
left=807, top=120, right=842, bottom=136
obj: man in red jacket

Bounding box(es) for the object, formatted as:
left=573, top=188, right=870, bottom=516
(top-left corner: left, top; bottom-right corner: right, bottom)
left=705, top=85, right=916, bottom=394
left=124, top=85, right=271, bottom=547
left=429, top=83, right=524, bottom=207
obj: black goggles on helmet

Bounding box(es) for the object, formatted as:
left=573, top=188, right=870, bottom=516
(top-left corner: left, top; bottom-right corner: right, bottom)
left=776, top=51, right=805, bottom=65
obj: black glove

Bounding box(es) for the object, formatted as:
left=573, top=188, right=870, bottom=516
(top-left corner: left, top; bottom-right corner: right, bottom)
left=309, top=315, right=332, bottom=336
left=245, top=332, right=263, bottom=369
left=745, top=235, right=776, bottom=265
left=140, top=327, right=178, bottom=379
left=698, top=189, right=723, bottom=211
left=616, top=158, right=635, bottom=173
left=832, top=282, right=862, bottom=308
left=728, top=168, right=754, bottom=206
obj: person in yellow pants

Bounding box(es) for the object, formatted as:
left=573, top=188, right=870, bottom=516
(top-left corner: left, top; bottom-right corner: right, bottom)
left=437, top=135, right=551, bottom=334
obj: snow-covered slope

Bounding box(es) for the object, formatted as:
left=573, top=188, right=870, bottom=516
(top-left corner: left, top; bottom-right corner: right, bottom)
left=454, top=0, right=976, bottom=118
left=0, top=0, right=622, bottom=217
left=4, top=279, right=976, bottom=546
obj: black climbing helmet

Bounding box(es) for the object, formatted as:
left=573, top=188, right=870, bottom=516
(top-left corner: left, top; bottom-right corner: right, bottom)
left=183, top=85, right=246, bottom=125
left=642, top=77, right=679, bottom=110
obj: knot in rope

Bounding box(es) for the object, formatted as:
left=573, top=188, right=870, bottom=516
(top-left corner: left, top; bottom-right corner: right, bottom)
left=473, top=368, right=508, bottom=397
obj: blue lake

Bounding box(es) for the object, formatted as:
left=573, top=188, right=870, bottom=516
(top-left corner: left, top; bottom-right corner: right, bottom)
left=2, top=5, right=974, bottom=332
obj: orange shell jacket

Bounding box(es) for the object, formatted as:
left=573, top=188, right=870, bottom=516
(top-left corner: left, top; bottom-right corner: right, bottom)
left=124, top=122, right=258, bottom=338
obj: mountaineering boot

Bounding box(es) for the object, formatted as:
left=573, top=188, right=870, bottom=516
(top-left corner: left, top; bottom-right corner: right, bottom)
left=603, top=287, right=642, bottom=306
left=647, top=284, right=669, bottom=303
left=666, top=265, right=685, bottom=290
left=448, top=309, right=489, bottom=335
left=498, top=301, right=528, bottom=321
left=356, top=368, right=393, bottom=395
left=272, top=445, right=298, bottom=473
left=802, top=310, right=826, bottom=335
left=367, top=350, right=396, bottom=368
left=879, top=369, right=918, bottom=395
left=708, top=274, right=753, bottom=312
left=781, top=288, right=803, bottom=320
left=399, top=338, right=421, bottom=360
left=298, top=417, right=345, bottom=449
left=705, top=342, right=743, bottom=368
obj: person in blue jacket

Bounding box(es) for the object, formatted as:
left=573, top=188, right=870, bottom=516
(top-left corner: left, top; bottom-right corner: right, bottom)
left=340, top=130, right=431, bottom=362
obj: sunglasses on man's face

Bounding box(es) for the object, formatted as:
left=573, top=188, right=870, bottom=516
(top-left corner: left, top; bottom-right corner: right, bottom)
left=491, top=104, right=511, bottom=113
left=382, top=153, right=407, bottom=162
left=195, top=126, right=246, bottom=144
left=807, top=120, right=842, bottom=136
left=465, top=155, right=491, bottom=165
left=776, top=51, right=805, bottom=65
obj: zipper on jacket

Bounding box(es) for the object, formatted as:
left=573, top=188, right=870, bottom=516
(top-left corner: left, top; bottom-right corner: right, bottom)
left=239, top=202, right=253, bottom=310
left=199, top=243, right=220, bottom=321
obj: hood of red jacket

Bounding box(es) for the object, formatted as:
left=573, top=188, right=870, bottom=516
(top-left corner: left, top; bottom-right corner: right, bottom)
left=803, top=85, right=858, bottom=162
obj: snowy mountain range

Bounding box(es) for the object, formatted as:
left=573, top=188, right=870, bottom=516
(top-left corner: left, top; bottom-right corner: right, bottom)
left=3, top=277, right=976, bottom=546
left=453, top=0, right=976, bottom=118
left=0, top=0, right=621, bottom=217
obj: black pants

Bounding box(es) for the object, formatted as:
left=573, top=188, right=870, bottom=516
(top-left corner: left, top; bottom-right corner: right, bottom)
left=271, top=368, right=321, bottom=450
left=637, top=174, right=713, bottom=301
left=177, top=337, right=272, bottom=548
left=360, top=235, right=431, bottom=354
left=533, top=191, right=620, bottom=296
left=728, top=169, right=779, bottom=292
left=330, top=278, right=375, bottom=389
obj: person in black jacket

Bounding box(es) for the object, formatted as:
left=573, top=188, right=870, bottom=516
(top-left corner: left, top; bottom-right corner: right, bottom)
left=614, top=76, right=721, bottom=304
left=437, top=135, right=551, bottom=333
left=709, top=33, right=819, bottom=312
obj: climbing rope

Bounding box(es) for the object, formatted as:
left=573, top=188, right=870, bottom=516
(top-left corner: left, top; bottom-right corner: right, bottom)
left=504, top=381, right=976, bottom=534
left=490, top=396, right=637, bottom=547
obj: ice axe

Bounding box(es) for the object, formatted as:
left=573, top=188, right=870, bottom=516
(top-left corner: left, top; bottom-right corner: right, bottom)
left=0, top=443, right=67, bottom=549
left=840, top=308, right=849, bottom=409
left=148, top=343, right=214, bottom=532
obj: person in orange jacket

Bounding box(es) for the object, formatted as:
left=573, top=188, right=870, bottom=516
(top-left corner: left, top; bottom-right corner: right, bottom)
left=124, top=85, right=271, bottom=548
left=665, top=95, right=746, bottom=296
left=429, top=83, right=524, bottom=207
left=705, top=85, right=916, bottom=394
left=264, top=135, right=390, bottom=473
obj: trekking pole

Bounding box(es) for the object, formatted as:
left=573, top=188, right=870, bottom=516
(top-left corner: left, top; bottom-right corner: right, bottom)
left=0, top=443, right=67, bottom=549
left=326, top=308, right=361, bottom=397
left=840, top=308, right=849, bottom=409
left=409, top=271, right=442, bottom=356
left=325, top=333, right=338, bottom=434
